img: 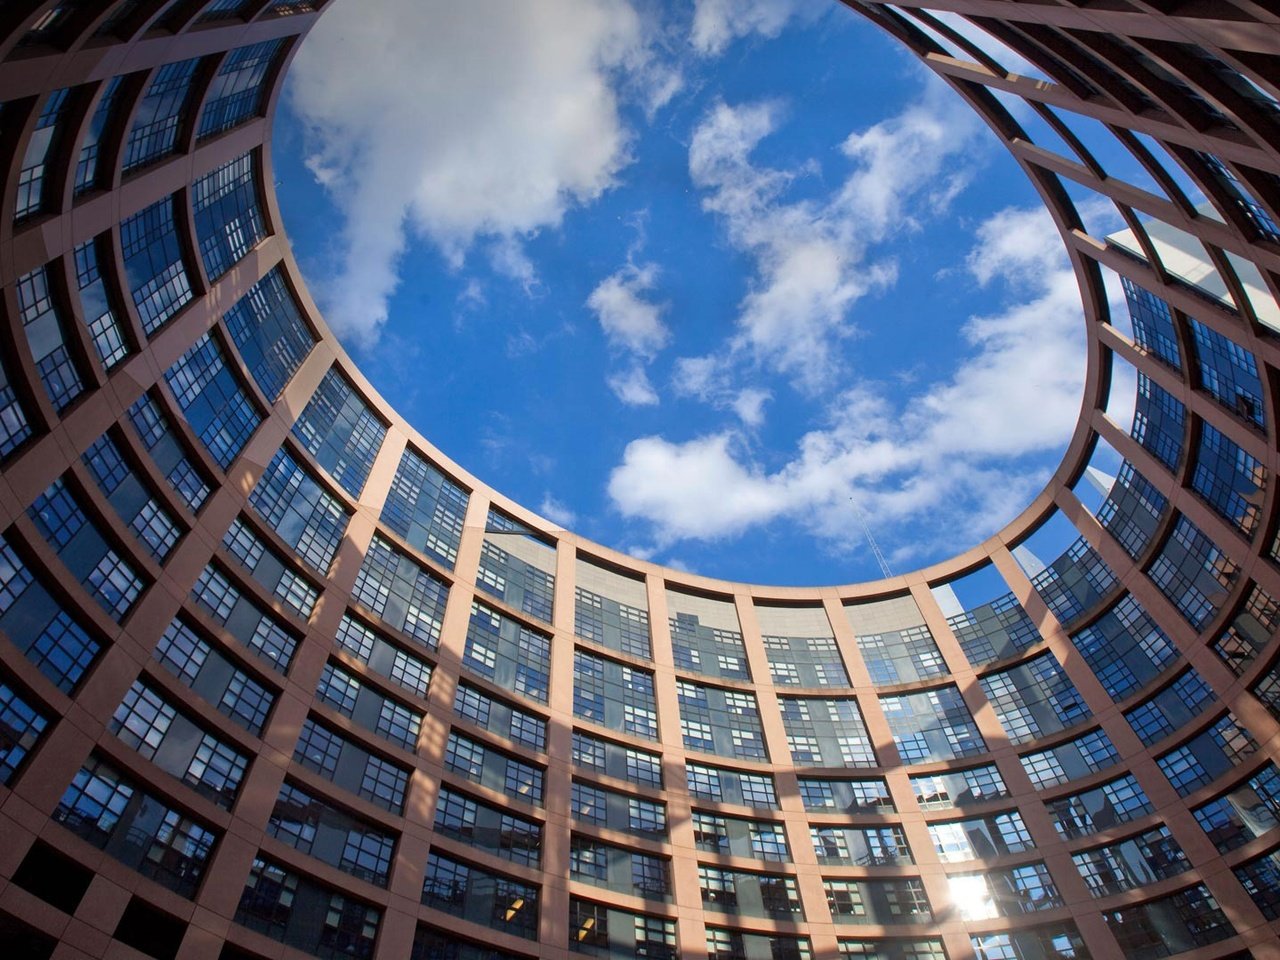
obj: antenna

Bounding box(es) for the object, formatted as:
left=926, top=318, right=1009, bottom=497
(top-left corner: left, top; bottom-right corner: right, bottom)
left=849, top=497, right=894, bottom=579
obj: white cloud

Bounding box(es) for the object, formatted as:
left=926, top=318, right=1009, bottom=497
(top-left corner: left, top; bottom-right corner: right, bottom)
left=690, top=0, right=816, bottom=55
left=731, top=388, right=772, bottom=427
left=607, top=364, right=661, bottom=406
left=539, top=494, right=578, bottom=527
left=671, top=355, right=772, bottom=426
left=835, top=80, right=981, bottom=238
left=680, top=86, right=980, bottom=396
left=588, top=261, right=671, bottom=405
left=587, top=263, right=670, bottom=357
left=608, top=433, right=785, bottom=539
left=288, top=0, right=675, bottom=350
left=609, top=204, right=1089, bottom=562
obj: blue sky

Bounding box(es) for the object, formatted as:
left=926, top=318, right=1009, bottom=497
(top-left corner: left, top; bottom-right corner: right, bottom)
left=272, top=0, right=1096, bottom=586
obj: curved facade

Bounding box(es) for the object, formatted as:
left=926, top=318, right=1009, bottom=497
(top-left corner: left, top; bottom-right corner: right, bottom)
left=0, top=2, right=1279, bottom=959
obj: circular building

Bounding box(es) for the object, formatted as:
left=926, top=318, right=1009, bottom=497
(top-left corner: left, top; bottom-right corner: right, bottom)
left=0, top=3, right=1278, bottom=960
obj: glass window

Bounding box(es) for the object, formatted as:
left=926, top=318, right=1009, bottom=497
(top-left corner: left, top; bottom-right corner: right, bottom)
left=880, top=686, right=985, bottom=763
left=979, top=653, right=1090, bottom=745
left=224, top=267, right=316, bottom=401
left=1192, top=762, right=1280, bottom=852
left=575, top=584, right=651, bottom=659
left=250, top=449, right=351, bottom=572
left=1071, top=825, right=1190, bottom=896
left=192, top=152, right=267, bottom=281
left=121, top=196, right=192, bottom=334
left=1189, top=317, right=1265, bottom=428
left=75, top=76, right=124, bottom=194
left=123, top=57, right=201, bottom=171
left=292, top=368, right=387, bottom=498
left=421, top=852, right=539, bottom=940
left=380, top=446, right=468, bottom=567
left=1046, top=775, right=1153, bottom=838
left=199, top=40, right=285, bottom=139
left=0, top=679, right=48, bottom=785
left=1191, top=422, right=1266, bottom=537
left=947, top=592, right=1041, bottom=667
left=461, top=601, right=549, bottom=702
left=1103, top=884, right=1233, bottom=958
left=55, top=755, right=216, bottom=899
left=1132, top=374, right=1185, bottom=470
left=477, top=514, right=556, bottom=622
left=16, top=264, right=84, bottom=411
left=1069, top=593, right=1176, bottom=700
left=1147, top=516, right=1240, bottom=630
left=164, top=332, right=262, bottom=469
left=1029, top=536, right=1117, bottom=625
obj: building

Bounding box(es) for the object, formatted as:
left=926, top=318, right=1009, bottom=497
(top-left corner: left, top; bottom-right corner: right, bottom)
left=0, top=2, right=1278, bottom=959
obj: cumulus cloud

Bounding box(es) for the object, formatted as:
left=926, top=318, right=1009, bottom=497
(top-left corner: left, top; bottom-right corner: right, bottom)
left=587, top=261, right=671, bottom=405
left=288, top=0, right=676, bottom=350
left=672, top=355, right=772, bottom=426
left=587, top=263, right=670, bottom=358
left=609, top=204, right=1090, bottom=561
left=607, top=364, right=661, bottom=406
left=539, top=494, right=578, bottom=527
left=690, top=0, right=817, bottom=55
left=678, top=84, right=981, bottom=397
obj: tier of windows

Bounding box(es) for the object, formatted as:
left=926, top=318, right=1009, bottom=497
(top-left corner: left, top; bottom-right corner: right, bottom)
left=154, top=616, right=276, bottom=734
left=446, top=730, right=544, bottom=807
left=0, top=677, right=48, bottom=785
left=575, top=584, right=652, bottom=659
left=127, top=391, right=212, bottom=512
left=224, top=266, right=317, bottom=401
left=191, top=562, right=297, bottom=672
left=763, top=633, right=849, bottom=686
left=83, top=431, right=182, bottom=563
left=669, top=611, right=750, bottom=681
left=779, top=695, right=875, bottom=767
left=334, top=612, right=433, bottom=696
left=28, top=476, right=145, bottom=620
left=464, top=601, right=550, bottom=703
left=111, top=679, right=248, bottom=808
left=316, top=661, right=422, bottom=751
left=825, top=877, right=931, bottom=925
left=855, top=624, right=947, bottom=685
left=1020, top=728, right=1120, bottom=790
left=811, top=825, right=910, bottom=866
left=694, top=811, right=791, bottom=861
left=420, top=851, right=538, bottom=940
left=571, top=730, right=661, bottom=786
left=571, top=778, right=666, bottom=839
left=54, top=755, right=216, bottom=900
left=268, top=780, right=397, bottom=887
left=477, top=513, right=555, bottom=622
left=456, top=681, right=545, bottom=752
left=380, top=445, right=468, bottom=568
left=946, top=592, right=1041, bottom=667
left=222, top=515, right=318, bottom=617
left=577, top=649, right=659, bottom=740
left=433, top=785, right=542, bottom=867
left=880, top=685, right=986, bottom=763
left=237, top=855, right=380, bottom=959
left=571, top=836, right=670, bottom=900
left=569, top=899, right=676, bottom=959
left=1096, top=461, right=1166, bottom=559
left=250, top=448, right=351, bottom=573
left=292, top=367, right=387, bottom=498
left=293, top=716, right=410, bottom=813
left=678, top=680, right=765, bottom=760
